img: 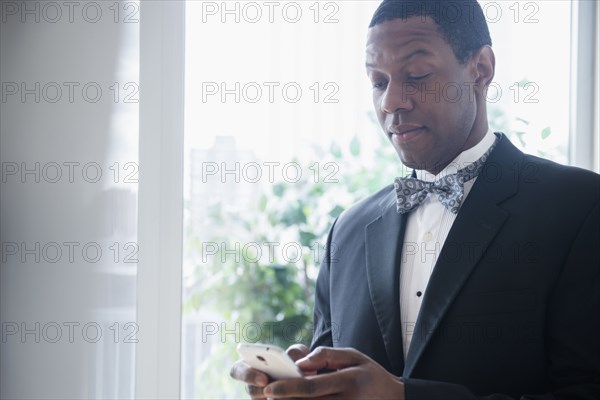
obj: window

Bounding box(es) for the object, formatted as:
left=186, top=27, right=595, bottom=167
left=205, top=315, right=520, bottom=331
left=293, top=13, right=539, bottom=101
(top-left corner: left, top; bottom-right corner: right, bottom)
left=480, top=0, right=572, bottom=164
left=182, top=2, right=387, bottom=397
left=134, top=1, right=597, bottom=398
left=180, top=1, right=580, bottom=398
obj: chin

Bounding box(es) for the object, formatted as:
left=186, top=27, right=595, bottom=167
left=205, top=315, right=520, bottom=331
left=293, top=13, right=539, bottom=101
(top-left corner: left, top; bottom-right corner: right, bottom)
left=395, top=148, right=420, bottom=167
left=397, top=156, right=420, bottom=171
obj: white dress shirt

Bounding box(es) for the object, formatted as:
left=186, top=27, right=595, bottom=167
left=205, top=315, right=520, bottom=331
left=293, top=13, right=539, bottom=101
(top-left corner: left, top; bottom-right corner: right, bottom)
left=399, top=129, right=496, bottom=359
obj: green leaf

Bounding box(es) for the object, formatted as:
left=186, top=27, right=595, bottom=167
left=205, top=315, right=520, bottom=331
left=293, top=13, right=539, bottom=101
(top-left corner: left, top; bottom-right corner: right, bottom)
left=281, top=206, right=307, bottom=226
left=330, top=142, right=342, bottom=158
left=189, top=293, right=202, bottom=311
left=514, top=131, right=526, bottom=147
left=309, top=184, right=325, bottom=197
left=541, top=127, right=551, bottom=140
left=273, top=183, right=285, bottom=197
left=516, top=117, right=529, bottom=125
left=299, top=230, right=317, bottom=246
left=258, top=194, right=268, bottom=212
left=517, top=79, right=529, bottom=88
left=329, top=205, right=345, bottom=218
left=350, top=136, right=360, bottom=156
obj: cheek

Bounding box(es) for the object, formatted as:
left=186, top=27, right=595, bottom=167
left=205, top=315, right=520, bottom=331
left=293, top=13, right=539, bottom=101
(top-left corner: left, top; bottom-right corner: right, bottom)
left=443, top=83, right=465, bottom=104
left=455, top=87, right=478, bottom=129
left=438, top=83, right=477, bottom=127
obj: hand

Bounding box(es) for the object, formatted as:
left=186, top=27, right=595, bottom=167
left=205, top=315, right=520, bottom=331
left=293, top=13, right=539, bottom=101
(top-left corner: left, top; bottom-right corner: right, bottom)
left=263, top=347, right=405, bottom=399
left=230, top=344, right=310, bottom=399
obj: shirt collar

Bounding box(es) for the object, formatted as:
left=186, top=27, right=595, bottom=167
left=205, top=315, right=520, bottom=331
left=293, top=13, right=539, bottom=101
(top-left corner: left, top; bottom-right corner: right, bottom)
left=416, top=129, right=496, bottom=182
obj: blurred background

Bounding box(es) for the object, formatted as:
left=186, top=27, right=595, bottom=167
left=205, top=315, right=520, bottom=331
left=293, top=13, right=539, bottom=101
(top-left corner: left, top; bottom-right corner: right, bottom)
left=1, top=1, right=598, bottom=399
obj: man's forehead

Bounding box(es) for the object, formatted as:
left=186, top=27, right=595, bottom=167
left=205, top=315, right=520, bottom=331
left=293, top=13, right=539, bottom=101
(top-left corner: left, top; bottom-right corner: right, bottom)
left=365, top=45, right=433, bottom=68
left=366, top=16, right=442, bottom=47
left=365, top=19, right=448, bottom=67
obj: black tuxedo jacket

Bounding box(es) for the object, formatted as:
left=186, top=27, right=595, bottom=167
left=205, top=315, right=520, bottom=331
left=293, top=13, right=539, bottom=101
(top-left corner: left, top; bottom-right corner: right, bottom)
left=311, top=134, right=600, bottom=399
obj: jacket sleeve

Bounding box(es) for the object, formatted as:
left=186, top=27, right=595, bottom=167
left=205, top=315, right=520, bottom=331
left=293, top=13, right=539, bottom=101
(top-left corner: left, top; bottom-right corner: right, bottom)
left=404, top=201, right=600, bottom=400
left=310, top=218, right=338, bottom=350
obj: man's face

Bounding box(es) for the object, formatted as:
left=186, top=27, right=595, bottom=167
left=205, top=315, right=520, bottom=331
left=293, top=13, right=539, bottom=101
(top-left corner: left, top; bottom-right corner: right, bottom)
left=366, top=17, right=481, bottom=173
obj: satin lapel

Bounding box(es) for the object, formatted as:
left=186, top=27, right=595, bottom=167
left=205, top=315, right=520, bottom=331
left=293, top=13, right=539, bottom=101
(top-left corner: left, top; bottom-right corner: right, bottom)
left=403, top=135, right=522, bottom=377
left=365, top=188, right=407, bottom=375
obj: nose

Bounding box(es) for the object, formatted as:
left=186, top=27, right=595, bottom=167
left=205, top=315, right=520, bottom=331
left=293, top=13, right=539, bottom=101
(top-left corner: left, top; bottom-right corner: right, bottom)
left=380, top=81, right=415, bottom=114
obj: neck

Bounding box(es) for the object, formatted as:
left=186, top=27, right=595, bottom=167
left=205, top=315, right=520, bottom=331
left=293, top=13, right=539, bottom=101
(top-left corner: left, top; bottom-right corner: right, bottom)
left=425, top=123, right=489, bottom=175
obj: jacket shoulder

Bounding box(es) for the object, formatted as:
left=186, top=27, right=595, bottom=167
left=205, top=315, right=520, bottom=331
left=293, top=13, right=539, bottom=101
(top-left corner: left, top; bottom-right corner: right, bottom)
left=492, top=134, right=599, bottom=202
left=335, top=184, right=395, bottom=229
left=519, top=152, right=600, bottom=201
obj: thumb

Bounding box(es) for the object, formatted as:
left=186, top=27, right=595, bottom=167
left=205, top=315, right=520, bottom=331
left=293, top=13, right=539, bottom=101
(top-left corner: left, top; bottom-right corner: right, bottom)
left=286, top=344, right=310, bottom=362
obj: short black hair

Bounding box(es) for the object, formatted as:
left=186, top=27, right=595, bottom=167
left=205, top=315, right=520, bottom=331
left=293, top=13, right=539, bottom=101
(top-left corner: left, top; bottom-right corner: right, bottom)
left=369, top=0, right=492, bottom=64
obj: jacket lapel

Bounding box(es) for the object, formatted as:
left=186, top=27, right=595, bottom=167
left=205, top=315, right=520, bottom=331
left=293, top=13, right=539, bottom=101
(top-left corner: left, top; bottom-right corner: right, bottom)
left=403, top=134, right=522, bottom=377
left=365, top=189, right=407, bottom=375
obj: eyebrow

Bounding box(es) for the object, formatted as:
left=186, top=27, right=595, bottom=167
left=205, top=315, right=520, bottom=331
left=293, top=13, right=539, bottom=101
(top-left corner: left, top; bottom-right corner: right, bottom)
left=365, top=48, right=432, bottom=69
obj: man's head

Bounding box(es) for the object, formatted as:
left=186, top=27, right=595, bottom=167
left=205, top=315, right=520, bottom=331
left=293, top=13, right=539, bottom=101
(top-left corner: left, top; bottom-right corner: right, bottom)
left=366, top=0, right=495, bottom=174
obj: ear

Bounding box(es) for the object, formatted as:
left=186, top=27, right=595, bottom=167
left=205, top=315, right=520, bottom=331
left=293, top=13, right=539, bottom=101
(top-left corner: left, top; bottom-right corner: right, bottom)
left=471, top=45, right=495, bottom=95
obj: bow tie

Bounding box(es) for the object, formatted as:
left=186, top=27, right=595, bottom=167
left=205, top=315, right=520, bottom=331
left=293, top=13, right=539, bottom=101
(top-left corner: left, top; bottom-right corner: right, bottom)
left=394, top=137, right=499, bottom=215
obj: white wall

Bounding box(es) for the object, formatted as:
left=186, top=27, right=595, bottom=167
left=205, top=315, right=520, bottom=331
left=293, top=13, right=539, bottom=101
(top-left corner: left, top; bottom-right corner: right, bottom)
left=0, top=1, right=138, bottom=398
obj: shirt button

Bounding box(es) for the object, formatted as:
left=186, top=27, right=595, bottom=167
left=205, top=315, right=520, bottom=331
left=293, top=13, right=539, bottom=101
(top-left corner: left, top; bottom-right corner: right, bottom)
left=423, top=232, right=433, bottom=242
left=416, top=291, right=422, bottom=297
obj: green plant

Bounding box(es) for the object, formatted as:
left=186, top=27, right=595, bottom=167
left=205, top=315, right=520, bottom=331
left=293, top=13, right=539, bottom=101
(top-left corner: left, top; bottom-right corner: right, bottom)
left=183, top=125, right=399, bottom=397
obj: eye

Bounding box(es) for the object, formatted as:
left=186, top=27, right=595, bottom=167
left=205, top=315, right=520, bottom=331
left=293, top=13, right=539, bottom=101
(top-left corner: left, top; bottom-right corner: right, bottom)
left=407, top=73, right=431, bottom=81
left=371, top=80, right=387, bottom=90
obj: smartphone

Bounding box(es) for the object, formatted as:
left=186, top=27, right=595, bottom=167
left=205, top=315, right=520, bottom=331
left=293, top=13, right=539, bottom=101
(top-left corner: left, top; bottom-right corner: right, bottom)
left=236, top=343, right=302, bottom=380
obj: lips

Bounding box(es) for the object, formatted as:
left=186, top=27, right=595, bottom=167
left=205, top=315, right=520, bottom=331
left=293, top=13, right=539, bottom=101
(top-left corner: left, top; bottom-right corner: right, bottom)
left=389, top=125, right=424, bottom=135
left=388, top=125, right=426, bottom=143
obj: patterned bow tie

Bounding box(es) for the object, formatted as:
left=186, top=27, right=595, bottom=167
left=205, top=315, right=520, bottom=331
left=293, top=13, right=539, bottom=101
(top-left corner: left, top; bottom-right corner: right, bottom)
left=394, top=137, right=499, bottom=214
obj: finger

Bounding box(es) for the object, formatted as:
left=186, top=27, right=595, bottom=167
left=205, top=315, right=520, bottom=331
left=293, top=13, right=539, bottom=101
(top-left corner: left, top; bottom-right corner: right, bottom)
left=287, top=344, right=316, bottom=376
left=263, top=370, right=351, bottom=398
left=230, top=360, right=269, bottom=387
left=286, top=344, right=310, bottom=361
left=245, top=384, right=268, bottom=399
left=296, top=347, right=366, bottom=371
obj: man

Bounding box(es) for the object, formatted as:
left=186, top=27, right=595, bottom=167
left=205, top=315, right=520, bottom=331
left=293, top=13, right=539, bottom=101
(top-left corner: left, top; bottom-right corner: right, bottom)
left=231, top=1, right=600, bottom=398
